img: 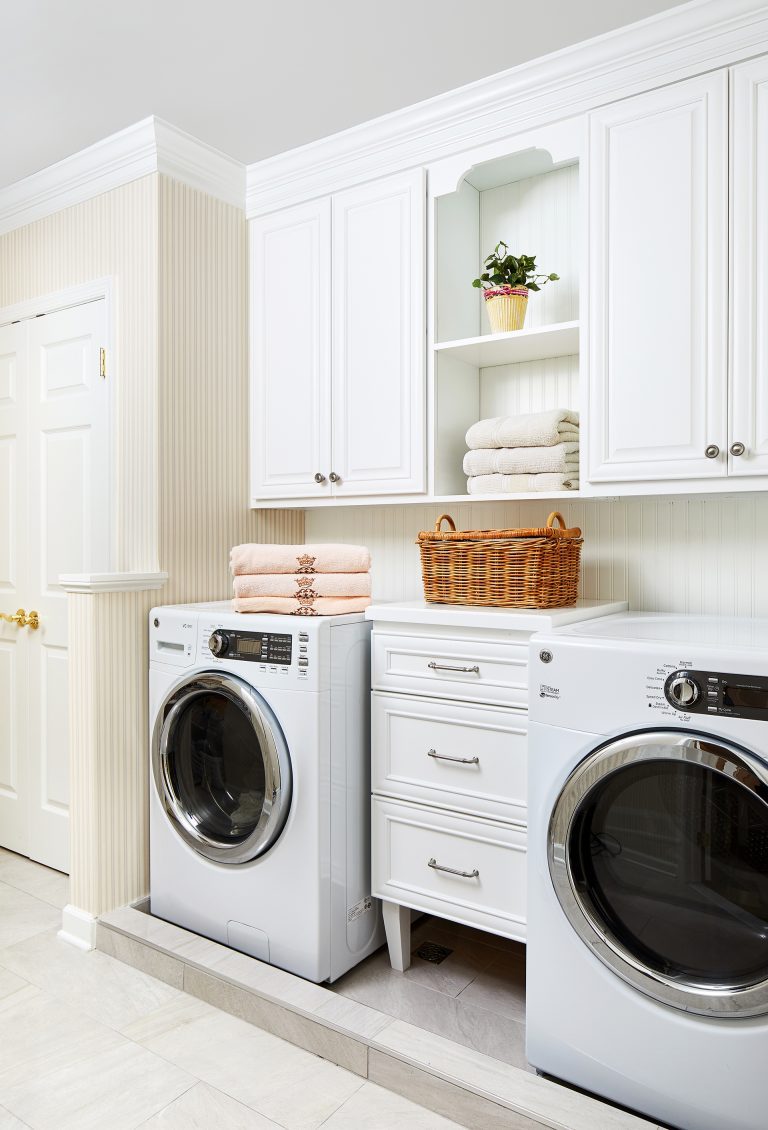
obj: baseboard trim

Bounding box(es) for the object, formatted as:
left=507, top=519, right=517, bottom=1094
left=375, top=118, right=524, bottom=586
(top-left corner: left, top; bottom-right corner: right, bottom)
left=59, top=904, right=97, bottom=950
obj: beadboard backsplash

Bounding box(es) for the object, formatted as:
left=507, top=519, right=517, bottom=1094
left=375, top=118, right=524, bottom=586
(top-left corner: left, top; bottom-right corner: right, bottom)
left=306, top=495, right=768, bottom=617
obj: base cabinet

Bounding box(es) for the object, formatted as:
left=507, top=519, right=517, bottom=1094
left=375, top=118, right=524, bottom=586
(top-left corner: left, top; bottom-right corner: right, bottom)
left=370, top=622, right=530, bottom=970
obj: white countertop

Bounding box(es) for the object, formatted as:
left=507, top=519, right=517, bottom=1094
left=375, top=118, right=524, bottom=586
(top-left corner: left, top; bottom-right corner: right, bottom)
left=365, top=598, right=628, bottom=634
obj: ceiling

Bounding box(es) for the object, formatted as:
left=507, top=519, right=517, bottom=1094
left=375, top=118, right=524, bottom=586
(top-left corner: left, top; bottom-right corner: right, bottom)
left=1, top=0, right=690, bottom=190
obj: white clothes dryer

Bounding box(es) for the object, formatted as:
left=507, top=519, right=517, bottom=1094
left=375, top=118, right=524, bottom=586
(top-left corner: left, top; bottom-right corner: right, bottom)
left=149, top=601, right=383, bottom=983
left=527, top=613, right=768, bottom=1130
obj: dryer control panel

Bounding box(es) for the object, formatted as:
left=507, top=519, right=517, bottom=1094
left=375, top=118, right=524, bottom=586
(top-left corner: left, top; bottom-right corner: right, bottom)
left=664, top=669, right=768, bottom=720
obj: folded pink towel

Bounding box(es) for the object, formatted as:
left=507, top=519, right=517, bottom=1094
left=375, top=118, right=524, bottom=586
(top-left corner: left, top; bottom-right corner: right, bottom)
left=230, top=543, right=371, bottom=576
left=233, top=596, right=372, bottom=616
left=234, top=573, right=371, bottom=598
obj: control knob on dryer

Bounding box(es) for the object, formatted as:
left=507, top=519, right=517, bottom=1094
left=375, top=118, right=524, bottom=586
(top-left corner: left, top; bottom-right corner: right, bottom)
left=209, top=631, right=230, bottom=657
left=667, top=675, right=701, bottom=708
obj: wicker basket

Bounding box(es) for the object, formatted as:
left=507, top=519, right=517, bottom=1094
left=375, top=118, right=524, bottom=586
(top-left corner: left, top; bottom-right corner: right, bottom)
left=417, top=511, right=582, bottom=609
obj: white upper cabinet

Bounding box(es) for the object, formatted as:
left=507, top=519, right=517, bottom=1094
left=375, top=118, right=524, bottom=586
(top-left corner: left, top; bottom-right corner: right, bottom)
left=250, top=200, right=332, bottom=500
left=250, top=170, right=425, bottom=505
left=586, top=72, right=729, bottom=486
left=332, top=171, right=426, bottom=496
left=730, top=56, right=768, bottom=478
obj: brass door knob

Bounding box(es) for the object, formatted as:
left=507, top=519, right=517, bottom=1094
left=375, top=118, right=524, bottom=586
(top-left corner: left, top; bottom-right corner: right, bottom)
left=26, top=611, right=40, bottom=630
left=1, top=608, right=31, bottom=628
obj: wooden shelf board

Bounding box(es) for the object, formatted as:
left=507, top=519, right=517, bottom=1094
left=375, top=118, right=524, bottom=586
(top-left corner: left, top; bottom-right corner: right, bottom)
left=434, top=320, right=579, bottom=368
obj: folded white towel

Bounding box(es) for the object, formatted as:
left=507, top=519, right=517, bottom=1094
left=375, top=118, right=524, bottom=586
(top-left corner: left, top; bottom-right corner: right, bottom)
left=467, top=472, right=579, bottom=494
left=466, top=409, right=580, bottom=450
left=463, top=443, right=579, bottom=476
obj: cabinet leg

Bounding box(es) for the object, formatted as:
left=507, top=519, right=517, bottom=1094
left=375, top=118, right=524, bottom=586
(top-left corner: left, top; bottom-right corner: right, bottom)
left=382, top=900, right=411, bottom=972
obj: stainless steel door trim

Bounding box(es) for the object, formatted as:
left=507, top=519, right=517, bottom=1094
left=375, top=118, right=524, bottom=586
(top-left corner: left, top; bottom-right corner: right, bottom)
left=152, top=671, right=292, bottom=865
left=549, top=729, right=768, bottom=1017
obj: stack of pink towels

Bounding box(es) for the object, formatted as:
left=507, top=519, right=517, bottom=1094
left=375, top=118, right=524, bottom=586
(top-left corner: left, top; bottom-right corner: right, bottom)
left=230, top=543, right=372, bottom=616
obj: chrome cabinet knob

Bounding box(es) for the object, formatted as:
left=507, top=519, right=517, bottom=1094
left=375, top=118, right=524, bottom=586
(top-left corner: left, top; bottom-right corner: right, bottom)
left=314, top=472, right=327, bottom=484
left=730, top=442, right=746, bottom=457
left=704, top=444, right=720, bottom=459
left=328, top=471, right=341, bottom=483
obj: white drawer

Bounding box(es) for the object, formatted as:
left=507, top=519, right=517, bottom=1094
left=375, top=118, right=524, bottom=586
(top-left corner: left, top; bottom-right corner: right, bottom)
left=372, top=631, right=527, bottom=707
left=372, top=797, right=526, bottom=940
left=372, top=692, right=527, bottom=823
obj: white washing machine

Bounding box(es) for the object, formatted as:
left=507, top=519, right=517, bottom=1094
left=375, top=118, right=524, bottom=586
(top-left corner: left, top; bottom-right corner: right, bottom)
left=149, top=601, right=384, bottom=983
left=527, top=613, right=768, bottom=1130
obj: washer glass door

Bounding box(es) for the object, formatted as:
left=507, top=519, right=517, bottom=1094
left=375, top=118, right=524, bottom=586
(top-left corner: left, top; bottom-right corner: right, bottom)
left=549, top=730, right=768, bottom=1016
left=153, top=672, right=292, bottom=864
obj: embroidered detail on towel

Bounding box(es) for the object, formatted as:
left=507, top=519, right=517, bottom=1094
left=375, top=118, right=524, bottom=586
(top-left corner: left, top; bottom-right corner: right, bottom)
left=296, top=589, right=319, bottom=605
left=296, top=553, right=317, bottom=573
left=296, top=576, right=315, bottom=589
left=292, top=606, right=319, bottom=616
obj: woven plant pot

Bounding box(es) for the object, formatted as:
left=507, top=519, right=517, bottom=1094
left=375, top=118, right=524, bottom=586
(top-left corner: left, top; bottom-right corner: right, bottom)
left=483, top=285, right=528, bottom=332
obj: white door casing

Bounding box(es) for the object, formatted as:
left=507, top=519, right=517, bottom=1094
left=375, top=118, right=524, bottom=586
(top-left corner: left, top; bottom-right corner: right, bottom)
left=730, top=57, right=768, bottom=478
left=0, top=322, right=28, bottom=857
left=250, top=199, right=332, bottom=501
left=587, top=72, right=729, bottom=484
left=0, top=295, right=110, bottom=872
left=332, top=169, right=426, bottom=496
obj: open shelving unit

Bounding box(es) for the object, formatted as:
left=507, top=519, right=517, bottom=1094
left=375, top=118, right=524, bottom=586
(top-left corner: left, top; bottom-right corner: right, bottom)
left=430, top=130, right=583, bottom=502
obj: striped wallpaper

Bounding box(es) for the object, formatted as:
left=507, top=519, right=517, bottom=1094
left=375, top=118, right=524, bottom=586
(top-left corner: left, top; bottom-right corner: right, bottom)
left=2, top=176, right=302, bottom=915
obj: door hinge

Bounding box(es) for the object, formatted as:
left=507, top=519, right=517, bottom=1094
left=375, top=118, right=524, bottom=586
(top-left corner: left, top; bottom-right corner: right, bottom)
left=99, top=347, right=106, bottom=379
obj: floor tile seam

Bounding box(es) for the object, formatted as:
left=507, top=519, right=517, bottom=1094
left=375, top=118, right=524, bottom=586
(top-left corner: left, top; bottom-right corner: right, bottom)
left=0, top=1100, right=33, bottom=1129
left=0, top=877, right=64, bottom=909
left=131, top=1078, right=200, bottom=1129
left=367, top=1041, right=571, bottom=1127
left=452, top=977, right=527, bottom=1018
left=314, top=1076, right=370, bottom=1128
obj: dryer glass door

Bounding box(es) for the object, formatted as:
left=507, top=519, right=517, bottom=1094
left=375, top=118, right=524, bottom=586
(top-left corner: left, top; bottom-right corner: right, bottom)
left=549, top=730, right=768, bottom=1016
left=153, top=672, right=292, bottom=865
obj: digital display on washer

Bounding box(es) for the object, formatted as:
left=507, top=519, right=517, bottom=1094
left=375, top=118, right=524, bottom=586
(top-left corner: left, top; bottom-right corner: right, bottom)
left=722, top=683, right=768, bottom=711
left=230, top=631, right=292, bottom=665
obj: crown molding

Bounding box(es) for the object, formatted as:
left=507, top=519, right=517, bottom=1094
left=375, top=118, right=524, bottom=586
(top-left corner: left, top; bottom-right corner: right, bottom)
left=246, top=0, right=768, bottom=215
left=0, top=117, right=245, bottom=237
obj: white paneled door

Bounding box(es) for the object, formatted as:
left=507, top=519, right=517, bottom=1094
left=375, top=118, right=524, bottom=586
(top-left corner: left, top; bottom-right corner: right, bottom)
left=0, top=298, right=109, bottom=873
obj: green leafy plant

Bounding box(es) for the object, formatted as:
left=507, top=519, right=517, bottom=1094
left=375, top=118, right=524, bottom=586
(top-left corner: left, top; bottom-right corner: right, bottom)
left=472, top=242, right=559, bottom=292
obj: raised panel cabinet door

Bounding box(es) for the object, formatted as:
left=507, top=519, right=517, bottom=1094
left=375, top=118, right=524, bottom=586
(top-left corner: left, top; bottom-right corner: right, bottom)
left=0, top=321, right=29, bottom=857
left=587, top=72, right=728, bottom=484
left=331, top=169, right=426, bottom=496
left=250, top=200, right=332, bottom=501
left=25, top=298, right=110, bottom=873
left=730, top=58, right=768, bottom=477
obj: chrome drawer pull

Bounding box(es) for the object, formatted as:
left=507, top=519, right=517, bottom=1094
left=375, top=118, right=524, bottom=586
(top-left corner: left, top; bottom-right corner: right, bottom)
left=427, top=748, right=479, bottom=765
left=427, top=661, right=480, bottom=674
left=428, top=857, right=479, bottom=879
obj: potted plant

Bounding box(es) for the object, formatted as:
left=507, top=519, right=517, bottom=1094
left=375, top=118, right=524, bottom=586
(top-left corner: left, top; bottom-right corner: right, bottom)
left=472, top=242, right=559, bottom=333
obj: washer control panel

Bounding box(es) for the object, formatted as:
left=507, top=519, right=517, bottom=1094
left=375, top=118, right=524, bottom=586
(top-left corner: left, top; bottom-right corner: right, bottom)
left=664, top=669, right=768, bottom=719
left=206, top=629, right=293, bottom=665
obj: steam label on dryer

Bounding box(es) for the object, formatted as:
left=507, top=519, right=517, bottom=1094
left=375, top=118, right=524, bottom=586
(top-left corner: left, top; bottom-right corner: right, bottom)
left=347, top=896, right=373, bottom=924
left=539, top=683, right=560, bottom=700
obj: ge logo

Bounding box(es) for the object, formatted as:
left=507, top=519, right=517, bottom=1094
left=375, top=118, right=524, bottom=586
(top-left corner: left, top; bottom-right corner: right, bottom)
left=539, top=649, right=553, bottom=664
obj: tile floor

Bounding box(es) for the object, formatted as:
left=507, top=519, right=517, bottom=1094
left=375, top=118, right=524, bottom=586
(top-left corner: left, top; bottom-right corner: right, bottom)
left=332, top=916, right=528, bottom=1069
left=0, top=849, right=462, bottom=1129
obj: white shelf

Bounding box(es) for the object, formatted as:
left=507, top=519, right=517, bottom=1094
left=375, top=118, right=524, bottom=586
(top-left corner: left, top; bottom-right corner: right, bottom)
left=252, top=490, right=582, bottom=509
left=366, top=598, right=628, bottom=634
left=434, top=320, right=579, bottom=368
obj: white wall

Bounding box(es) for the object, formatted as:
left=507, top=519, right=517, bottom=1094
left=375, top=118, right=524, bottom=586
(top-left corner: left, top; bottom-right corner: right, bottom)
left=307, top=494, right=768, bottom=618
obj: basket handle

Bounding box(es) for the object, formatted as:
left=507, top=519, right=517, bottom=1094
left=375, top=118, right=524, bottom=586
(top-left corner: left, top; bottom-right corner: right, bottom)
left=435, top=514, right=457, bottom=533
left=546, top=512, right=567, bottom=530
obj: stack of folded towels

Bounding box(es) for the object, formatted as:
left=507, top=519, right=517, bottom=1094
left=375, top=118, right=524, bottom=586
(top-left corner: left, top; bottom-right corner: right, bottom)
left=230, top=543, right=372, bottom=616
left=463, top=408, right=580, bottom=494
